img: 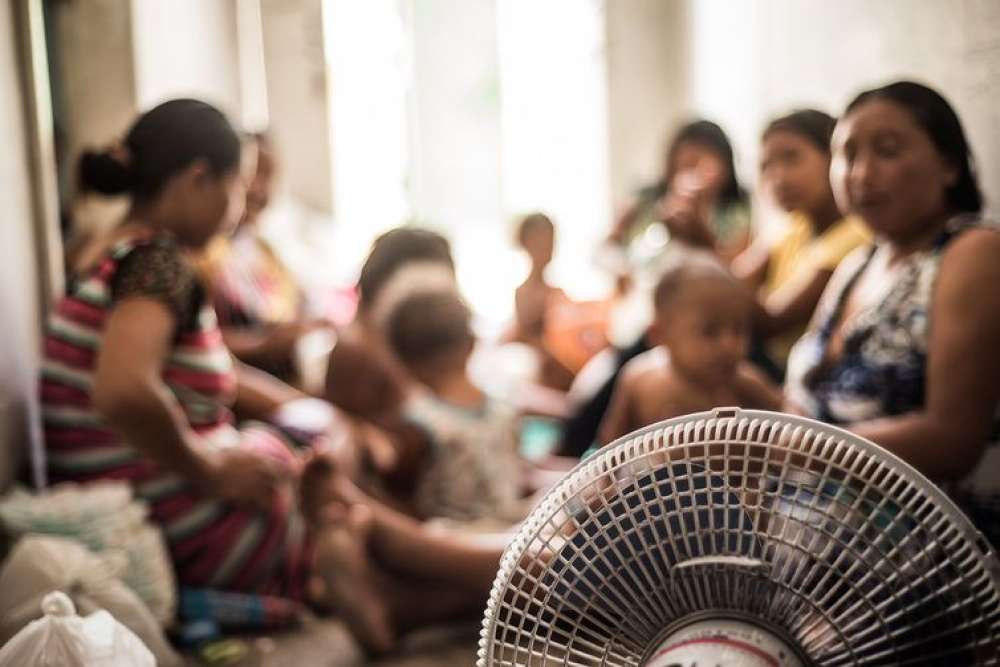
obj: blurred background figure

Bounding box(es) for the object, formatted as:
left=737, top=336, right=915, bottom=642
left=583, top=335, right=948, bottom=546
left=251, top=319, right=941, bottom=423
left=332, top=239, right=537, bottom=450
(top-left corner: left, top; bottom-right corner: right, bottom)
left=198, top=133, right=335, bottom=385
left=508, top=212, right=610, bottom=392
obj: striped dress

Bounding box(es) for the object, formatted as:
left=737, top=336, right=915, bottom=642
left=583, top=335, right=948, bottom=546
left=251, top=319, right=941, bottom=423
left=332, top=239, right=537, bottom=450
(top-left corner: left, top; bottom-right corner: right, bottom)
left=41, top=231, right=314, bottom=601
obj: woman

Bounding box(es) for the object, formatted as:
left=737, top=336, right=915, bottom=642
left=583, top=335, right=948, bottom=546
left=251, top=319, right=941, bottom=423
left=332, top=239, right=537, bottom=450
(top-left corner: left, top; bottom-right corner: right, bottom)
left=605, top=119, right=751, bottom=269
left=563, top=121, right=751, bottom=456
left=732, top=110, right=871, bottom=376
left=199, top=133, right=326, bottom=382
left=40, top=100, right=504, bottom=653
left=785, top=81, right=1000, bottom=547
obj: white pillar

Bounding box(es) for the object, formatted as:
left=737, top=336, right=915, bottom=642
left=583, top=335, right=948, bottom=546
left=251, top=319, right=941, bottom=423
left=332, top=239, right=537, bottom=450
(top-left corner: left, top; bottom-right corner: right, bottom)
left=605, top=0, right=690, bottom=206
left=130, top=0, right=243, bottom=118
left=408, top=0, right=503, bottom=233
left=260, top=0, right=336, bottom=215
left=1, top=0, right=49, bottom=489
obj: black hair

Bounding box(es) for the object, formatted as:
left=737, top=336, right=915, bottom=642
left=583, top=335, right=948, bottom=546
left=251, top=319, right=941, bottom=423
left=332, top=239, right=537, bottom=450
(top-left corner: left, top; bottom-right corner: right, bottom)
left=653, top=252, right=734, bottom=313
left=78, top=99, right=241, bottom=202
left=386, top=289, right=472, bottom=369
left=845, top=80, right=982, bottom=214
left=763, top=109, right=837, bottom=154
left=357, top=227, right=455, bottom=309
left=663, top=120, right=745, bottom=206
left=516, top=212, right=554, bottom=247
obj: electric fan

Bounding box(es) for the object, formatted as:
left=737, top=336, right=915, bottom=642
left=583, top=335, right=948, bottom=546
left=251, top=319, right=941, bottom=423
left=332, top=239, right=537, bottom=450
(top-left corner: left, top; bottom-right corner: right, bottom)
left=478, top=409, right=1000, bottom=666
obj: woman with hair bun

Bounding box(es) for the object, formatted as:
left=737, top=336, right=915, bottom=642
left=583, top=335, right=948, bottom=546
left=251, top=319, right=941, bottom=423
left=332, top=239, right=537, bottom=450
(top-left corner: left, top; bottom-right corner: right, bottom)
left=40, top=99, right=527, bottom=654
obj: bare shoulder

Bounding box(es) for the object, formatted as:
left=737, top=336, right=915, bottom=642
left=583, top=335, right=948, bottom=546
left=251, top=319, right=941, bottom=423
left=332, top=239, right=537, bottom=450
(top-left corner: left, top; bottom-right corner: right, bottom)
left=621, top=346, right=670, bottom=380
left=938, top=225, right=1000, bottom=308
left=624, top=348, right=678, bottom=404
left=941, top=225, right=1000, bottom=273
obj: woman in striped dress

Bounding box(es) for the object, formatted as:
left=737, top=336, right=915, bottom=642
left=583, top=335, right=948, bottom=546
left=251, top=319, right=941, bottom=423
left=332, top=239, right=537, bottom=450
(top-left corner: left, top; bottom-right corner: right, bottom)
left=42, top=98, right=324, bottom=597
left=42, top=99, right=511, bottom=654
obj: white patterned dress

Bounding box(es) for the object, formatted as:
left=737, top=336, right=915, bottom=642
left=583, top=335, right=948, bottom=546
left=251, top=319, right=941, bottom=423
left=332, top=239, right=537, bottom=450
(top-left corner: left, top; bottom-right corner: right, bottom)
left=786, top=214, right=1000, bottom=546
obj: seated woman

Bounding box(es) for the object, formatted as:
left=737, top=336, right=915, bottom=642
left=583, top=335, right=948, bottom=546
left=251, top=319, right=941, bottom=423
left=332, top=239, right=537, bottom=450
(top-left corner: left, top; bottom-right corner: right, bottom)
left=198, top=133, right=328, bottom=383
left=731, top=110, right=871, bottom=377
left=562, top=120, right=751, bottom=456
left=785, top=81, right=1000, bottom=547
left=40, top=100, right=508, bottom=654
left=602, top=119, right=752, bottom=279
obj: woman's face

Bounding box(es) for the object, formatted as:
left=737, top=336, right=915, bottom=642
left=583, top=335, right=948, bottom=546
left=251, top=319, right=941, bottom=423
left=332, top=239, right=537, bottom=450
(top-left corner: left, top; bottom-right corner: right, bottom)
left=176, top=163, right=249, bottom=248
left=242, top=146, right=276, bottom=228
left=668, top=141, right=728, bottom=199
left=830, top=98, right=957, bottom=241
left=760, top=130, right=833, bottom=215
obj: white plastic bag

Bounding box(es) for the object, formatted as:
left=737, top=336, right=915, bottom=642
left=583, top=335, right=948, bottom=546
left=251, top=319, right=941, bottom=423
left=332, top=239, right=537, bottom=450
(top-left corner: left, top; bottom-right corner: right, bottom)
left=0, top=591, right=154, bottom=667
left=0, top=482, right=176, bottom=623
left=0, top=535, right=182, bottom=666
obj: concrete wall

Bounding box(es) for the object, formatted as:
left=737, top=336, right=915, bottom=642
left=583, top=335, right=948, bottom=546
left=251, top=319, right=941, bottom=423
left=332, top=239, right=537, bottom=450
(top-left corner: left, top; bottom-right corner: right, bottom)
left=408, top=0, right=503, bottom=233
left=131, top=0, right=242, bottom=117
left=0, top=1, right=44, bottom=489
left=689, top=0, right=1000, bottom=210
left=52, top=0, right=137, bottom=193
left=261, top=0, right=335, bottom=214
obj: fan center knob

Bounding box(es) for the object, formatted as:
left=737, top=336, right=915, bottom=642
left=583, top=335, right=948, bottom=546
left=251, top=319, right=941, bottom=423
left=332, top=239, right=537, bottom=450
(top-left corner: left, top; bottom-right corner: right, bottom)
left=644, top=620, right=803, bottom=667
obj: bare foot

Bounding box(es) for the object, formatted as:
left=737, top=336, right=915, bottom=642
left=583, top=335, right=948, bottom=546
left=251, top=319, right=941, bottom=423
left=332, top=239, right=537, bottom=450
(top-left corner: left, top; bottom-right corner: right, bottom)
left=312, top=504, right=396, bottom=654
left=299, top=451, right=366, bottom=524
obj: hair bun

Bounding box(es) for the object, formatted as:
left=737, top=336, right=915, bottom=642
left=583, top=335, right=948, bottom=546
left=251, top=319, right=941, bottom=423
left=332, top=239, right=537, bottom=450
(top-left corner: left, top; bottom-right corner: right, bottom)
left=78, top=148, right=134, bottom=196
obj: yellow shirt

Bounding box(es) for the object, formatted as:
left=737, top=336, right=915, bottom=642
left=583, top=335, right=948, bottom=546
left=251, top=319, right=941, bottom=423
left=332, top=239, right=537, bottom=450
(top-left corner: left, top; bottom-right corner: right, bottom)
left=764, top=212, right=871, bottom=363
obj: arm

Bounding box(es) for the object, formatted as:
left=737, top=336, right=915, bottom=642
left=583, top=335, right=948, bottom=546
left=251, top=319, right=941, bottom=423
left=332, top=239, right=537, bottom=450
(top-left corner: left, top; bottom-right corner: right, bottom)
left=93, top=299, right=217, bottom=487
left=752, top=268, right=834, bottom=338
left=607, top=198, right=643, bottom=245
left=222, top=321, right=310, bottom=369
left=753, top=219, right=871, bottom=339
left=234, top=360, right=305, bottom=421
left=850, top=230, right=1000, bottom=481
left=730, top=239, right=772, bottom=292
left=597, top=370, right=635, bottom=446
left=734, top=362, right=784, bottom=411
left=93, top=299, right=282, bottom=509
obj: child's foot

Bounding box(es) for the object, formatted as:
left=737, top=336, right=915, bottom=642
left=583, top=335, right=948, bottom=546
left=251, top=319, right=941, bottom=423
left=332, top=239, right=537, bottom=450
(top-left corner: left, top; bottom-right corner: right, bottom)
left=299, top=452, right=364, bottom=524
left=313, top=504, right=396, bottom=655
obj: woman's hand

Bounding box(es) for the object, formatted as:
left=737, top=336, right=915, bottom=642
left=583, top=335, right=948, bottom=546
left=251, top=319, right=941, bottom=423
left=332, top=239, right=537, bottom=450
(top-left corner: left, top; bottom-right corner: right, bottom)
left=204, top=448, right=292, bottom=512
left=657, top=171, right=716, bottom=248
left=656, top=191, right=715, bottom=248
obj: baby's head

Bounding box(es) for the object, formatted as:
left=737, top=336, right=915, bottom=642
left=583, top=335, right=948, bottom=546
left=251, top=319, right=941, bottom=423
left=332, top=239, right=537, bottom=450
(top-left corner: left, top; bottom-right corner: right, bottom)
left=386, top=289, right=475, bottom=390
left=652, top=253, right=749, bottom=386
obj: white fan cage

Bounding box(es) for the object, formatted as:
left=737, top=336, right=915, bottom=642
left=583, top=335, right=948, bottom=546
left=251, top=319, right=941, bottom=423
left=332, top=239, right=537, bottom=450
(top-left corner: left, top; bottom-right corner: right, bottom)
left=478, top=409, right=1000, bottom=666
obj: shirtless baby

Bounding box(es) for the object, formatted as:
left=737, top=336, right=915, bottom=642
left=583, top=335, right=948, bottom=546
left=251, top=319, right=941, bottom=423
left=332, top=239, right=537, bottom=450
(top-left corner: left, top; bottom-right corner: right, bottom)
left=599, top=252, right=783, bottom=444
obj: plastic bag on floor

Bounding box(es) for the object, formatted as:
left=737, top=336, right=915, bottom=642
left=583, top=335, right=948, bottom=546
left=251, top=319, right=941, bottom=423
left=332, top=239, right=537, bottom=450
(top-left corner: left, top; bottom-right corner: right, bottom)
left=0, top=482, right=175, bottom=624
left=0, top=535, right=182, bottom=667
left=0, top=591, right=154, bottom=667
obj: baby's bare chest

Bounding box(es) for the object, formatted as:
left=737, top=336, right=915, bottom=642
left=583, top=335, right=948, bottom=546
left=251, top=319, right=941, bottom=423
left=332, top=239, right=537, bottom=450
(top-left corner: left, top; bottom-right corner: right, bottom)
left=633, top=375, right=741, bottom=426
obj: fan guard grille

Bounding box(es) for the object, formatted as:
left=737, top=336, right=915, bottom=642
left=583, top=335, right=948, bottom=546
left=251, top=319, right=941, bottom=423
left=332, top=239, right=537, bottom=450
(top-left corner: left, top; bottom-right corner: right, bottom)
left=478, top=409, right=1000, bottom=666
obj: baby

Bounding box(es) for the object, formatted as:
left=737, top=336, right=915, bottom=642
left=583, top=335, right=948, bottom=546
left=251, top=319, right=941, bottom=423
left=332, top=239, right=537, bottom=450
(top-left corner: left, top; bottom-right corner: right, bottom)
left=385, top=289, right=526, bottom=524
left=599, top=252, right=782, bottom=444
